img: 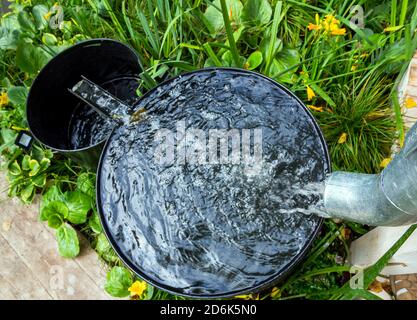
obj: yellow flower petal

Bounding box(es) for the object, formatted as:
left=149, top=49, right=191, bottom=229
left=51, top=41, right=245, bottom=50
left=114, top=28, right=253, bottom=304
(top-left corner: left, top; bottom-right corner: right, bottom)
left=271, top=287, right=281, bottom=298
left=308, top=105, right=324, bottom=112
left=380, top=158, right=391, bottom=168
left=0, top=92, right=9, bottom=107
left=307, top=86, right=316, bottom=101
left=128, top=280, right=147, bottom=297
left=235, top=294, right=259, bottom=300
left=338, top=132, right=347, bottom=144
left=331, top=28, right=346, bottom=36
left=405, top=97, right=417, bottom=109
left=44, top=12, right=52, bottom=20
left=351, top=65, right=358, bottom=71
left=308, top=23, right=321, bottom=31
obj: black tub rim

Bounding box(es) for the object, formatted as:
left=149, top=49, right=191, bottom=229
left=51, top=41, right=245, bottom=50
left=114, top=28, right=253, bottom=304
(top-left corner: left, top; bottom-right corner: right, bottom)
left=96, top=67, right=331, bottom=299
left=26, top=38, right=141, bottom=154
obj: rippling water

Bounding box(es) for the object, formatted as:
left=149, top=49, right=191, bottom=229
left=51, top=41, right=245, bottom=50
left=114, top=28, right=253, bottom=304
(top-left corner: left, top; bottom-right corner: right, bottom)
left=97, top=69, right=330, bottom=296
left=68, top=77, right=140, bottom=149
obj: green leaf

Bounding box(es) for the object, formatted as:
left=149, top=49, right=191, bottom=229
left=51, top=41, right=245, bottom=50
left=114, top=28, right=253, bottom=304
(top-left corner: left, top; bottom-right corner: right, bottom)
left=21, top=184, right=35, bottom=203
left=77, top=173, right=96, bottom=199
left=16, top=41, right=51, bottom=74
left=8, top=183, right=19, bottom=198
left=41, top=201, right=69, bottom=222
left=0, top=128, right=18, bottom=154
left=105, top=266, right=133, bottom=298
left=17, top=11, right=37, bottom=34
left=8, top=160, right=21, bottom=176
left=48, top=214, right=63, bottom=229
left=88, top=211, right=103, bottom=234
left=144, top=284, right=154, bottom=300
left=259, top=30, right=282, bottom=60
left=96, top=233, right=118, bottom=263
left=65, top=190, right=92, bottom=224
left=42, top=33, right=58, bottom=46
left=309, top=83, right=336, bottom=107
left=7, top=86, right=28, bottom=106
left=204, top=0, right=243, bottom=33
left=270, top=48, right=300, bottom=83
left=29, top=159, right=40, bottom=176
left=39, top=158, right=51, bottom=171
left=56, top=224, right=80, bottom=258
left=32, top=5, right=49, bottom=30
left=21, top=155, right=31, bottom=171
left=221, top=50, right=245, bottom=67
left=0, top=15, right=21, bottom=50
left=264, top=1, right=283, bottom=75
left=31, top=173, right=47, bottom=188
left=241, top=0, right=272, bottom=26
left=40, top=186, right=65, bottom=220
left=245, top=51, right=263, bottom=70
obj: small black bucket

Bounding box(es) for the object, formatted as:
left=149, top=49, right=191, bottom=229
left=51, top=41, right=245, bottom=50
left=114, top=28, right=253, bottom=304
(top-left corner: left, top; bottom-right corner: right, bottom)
left=26, top=38, right=142, bottom=168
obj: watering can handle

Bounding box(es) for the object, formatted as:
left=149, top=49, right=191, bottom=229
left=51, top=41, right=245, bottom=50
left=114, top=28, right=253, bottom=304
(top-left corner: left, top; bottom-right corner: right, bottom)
left=68, top=76, right=128, bottom=125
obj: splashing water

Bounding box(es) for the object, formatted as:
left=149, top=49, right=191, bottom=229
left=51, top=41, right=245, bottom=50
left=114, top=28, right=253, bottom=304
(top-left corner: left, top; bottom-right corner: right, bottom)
left=68, top=77, right=141, bottom=149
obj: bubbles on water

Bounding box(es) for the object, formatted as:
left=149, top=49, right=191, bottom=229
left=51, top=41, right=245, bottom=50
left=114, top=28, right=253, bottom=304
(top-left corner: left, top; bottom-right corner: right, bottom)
left=68, top=77, right=141, bottom=149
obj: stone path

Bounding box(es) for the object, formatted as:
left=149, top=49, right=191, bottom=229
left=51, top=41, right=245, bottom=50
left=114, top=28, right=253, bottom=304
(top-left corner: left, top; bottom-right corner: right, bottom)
left=0, top=173, right=114, bottom=300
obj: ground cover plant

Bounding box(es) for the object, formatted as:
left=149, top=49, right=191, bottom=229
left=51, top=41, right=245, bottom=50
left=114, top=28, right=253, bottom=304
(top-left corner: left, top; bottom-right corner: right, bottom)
left=1, top=0, right=417, bottom=300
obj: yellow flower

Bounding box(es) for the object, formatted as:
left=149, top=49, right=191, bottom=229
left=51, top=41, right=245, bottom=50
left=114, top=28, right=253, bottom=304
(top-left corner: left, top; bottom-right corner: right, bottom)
left=308, top=23, right=321, bottom=31
left=380, top=158, right=391, bottom=168
left=308, top=13, right=322, bottom=31
left=0, top=92, right=9, bottom=107
left=308, top=14, right=346, bottom=36
left=405, top=97, right=417, bottom=109
left=351, top=65, right=358, bottom=71
left=325, top=15, right=339, bottom=25
left=128, top=280, right=147, bottom=297
left=44, top=11, right=52, bottom=20
left=307, top=86, right=315, bottom=101
left=235, top=294, right=259, bottom=300
left=331, top=28, right=346, bottom=36
left=338, top=132, right=348, bottom=144
left=271, top=287, right=281, bottom=298
left=308, top=105, right=324, bottom=112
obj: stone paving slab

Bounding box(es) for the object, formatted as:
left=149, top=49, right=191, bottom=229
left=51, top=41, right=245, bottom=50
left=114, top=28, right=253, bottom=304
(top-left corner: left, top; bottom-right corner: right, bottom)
left=0, top=172, right=114, bottom=300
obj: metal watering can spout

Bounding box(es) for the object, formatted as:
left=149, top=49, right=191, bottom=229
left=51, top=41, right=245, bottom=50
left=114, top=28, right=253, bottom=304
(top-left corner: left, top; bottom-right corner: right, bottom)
left=323, top=122, right=417, bottom=226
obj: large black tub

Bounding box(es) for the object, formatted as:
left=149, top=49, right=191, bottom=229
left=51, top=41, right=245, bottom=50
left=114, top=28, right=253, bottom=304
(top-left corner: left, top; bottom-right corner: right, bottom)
left=95, top=68, right=330, bottom=298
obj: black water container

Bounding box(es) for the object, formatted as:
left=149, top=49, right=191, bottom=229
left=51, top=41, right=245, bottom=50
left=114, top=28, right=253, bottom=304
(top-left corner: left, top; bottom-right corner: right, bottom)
left=92, top=68, right=331, bottom=298
left=26, top=39, right=142, bottom=168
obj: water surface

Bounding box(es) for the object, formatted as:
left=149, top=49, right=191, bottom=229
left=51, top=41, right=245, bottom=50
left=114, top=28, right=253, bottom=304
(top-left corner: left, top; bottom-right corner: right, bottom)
left=98, top=69, right=330, bottom=296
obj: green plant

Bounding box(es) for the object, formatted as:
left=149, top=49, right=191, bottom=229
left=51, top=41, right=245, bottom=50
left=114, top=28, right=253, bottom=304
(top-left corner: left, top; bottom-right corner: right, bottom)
left=7, top=148, right=52, bottom=203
